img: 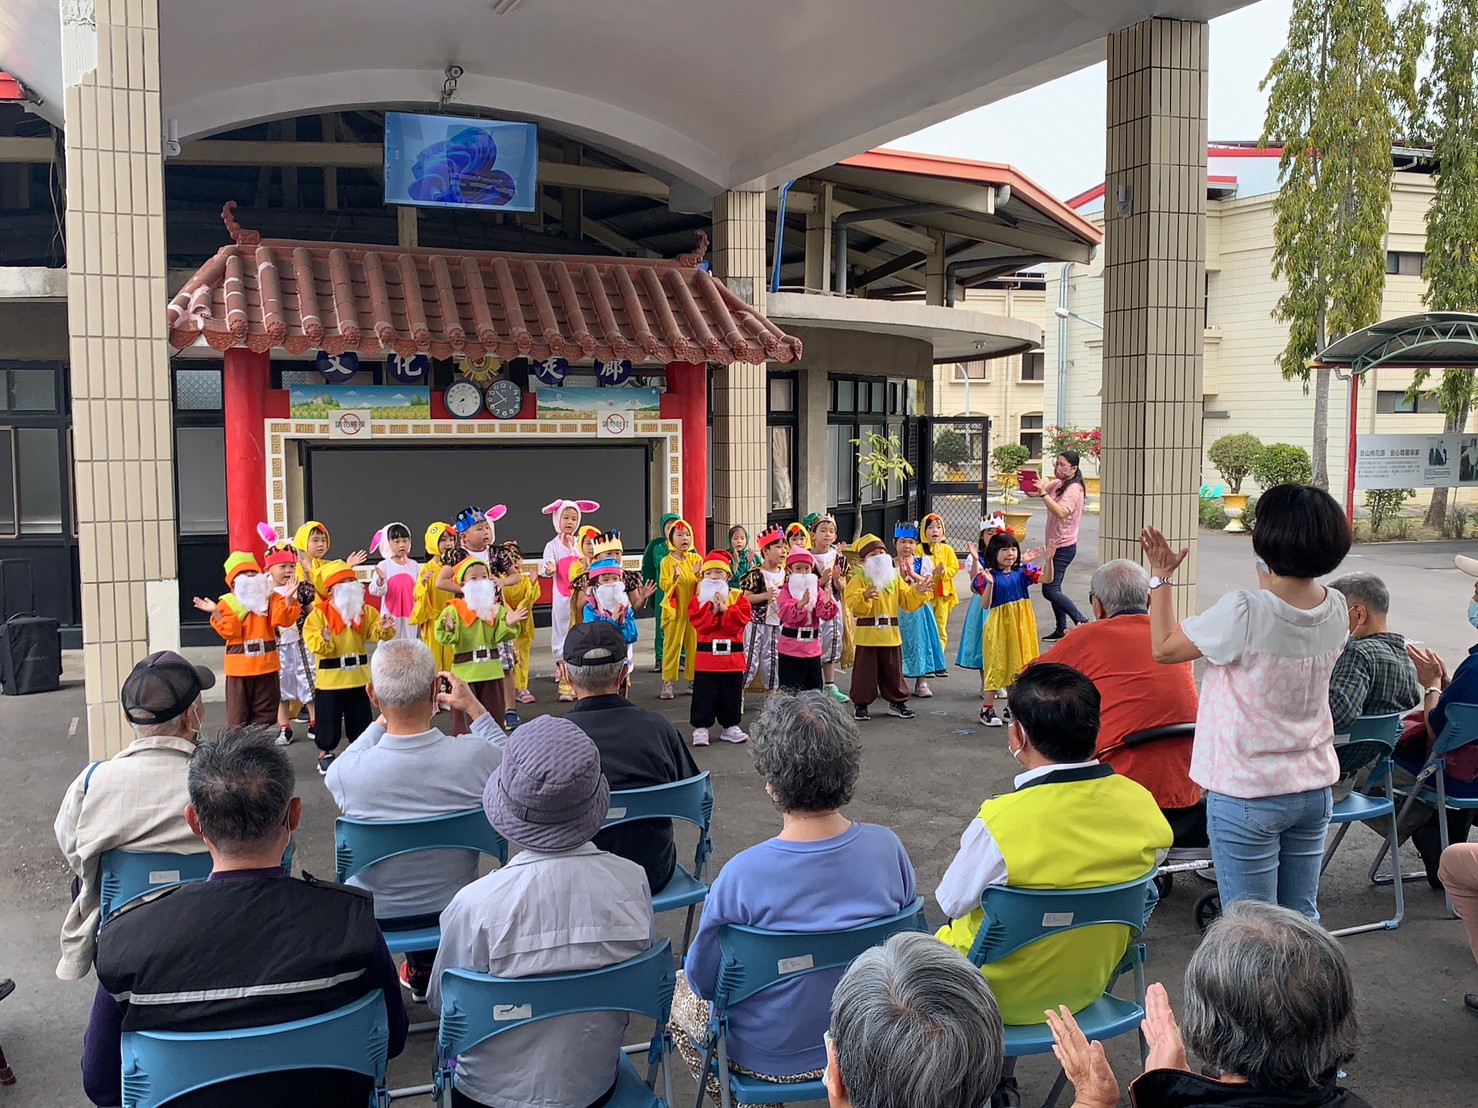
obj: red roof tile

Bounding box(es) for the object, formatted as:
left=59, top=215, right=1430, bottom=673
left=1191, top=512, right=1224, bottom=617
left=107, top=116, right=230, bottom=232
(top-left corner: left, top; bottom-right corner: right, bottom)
left=167, top=204, right=802, bottom=365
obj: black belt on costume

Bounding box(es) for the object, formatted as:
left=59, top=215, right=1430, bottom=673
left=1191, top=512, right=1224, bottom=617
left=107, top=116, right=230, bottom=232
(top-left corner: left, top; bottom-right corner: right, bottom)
left=856, top=616, right=896, bottom=628
left=226, top=639, right=273, bottom=656
left=318, top=654, right=366, bottom=670
left=453, top=646, right=497, bottom=665
left=696, top=639, right=738, bottom=654
left=780, top=627, right=818, bottom=641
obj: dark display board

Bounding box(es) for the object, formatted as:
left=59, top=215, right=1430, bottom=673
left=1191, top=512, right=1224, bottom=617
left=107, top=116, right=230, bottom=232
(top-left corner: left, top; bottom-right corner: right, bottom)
left=304, top=443, right=653, bottom=561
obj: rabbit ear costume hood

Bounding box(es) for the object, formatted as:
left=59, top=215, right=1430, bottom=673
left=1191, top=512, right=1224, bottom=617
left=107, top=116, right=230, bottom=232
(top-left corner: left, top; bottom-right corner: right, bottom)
left=542, top=499, right=601, bottom=532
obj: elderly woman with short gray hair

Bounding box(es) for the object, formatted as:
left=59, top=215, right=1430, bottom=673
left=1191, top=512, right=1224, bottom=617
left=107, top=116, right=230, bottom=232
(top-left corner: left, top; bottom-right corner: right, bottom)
left=1048, top=900, right=1371, bottom=1108
left=672, top=691, right=917, bottom=1097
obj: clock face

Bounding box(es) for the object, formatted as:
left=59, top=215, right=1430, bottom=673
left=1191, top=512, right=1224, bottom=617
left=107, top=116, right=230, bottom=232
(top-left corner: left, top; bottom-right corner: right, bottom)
left=444, top=380, right=483, bottom=419
left=486, top=379, right=524, bottom=419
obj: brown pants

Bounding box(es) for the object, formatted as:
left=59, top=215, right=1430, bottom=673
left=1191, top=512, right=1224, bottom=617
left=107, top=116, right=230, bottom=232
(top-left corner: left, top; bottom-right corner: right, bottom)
left=849, top=645, right=909, bottom=707
left=1438, top=843, right=1478, bottom=967
left=226, top=672, right=280, bottom=727
left=450, top=678, right=504, bottom=735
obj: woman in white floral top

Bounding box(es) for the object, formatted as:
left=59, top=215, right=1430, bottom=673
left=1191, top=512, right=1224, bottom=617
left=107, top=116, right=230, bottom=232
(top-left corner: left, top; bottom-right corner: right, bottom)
left=1140, top=484, right=1352, bottom=921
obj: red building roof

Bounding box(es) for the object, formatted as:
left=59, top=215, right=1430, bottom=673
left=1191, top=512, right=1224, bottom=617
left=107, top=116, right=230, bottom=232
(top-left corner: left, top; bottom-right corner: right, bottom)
left=167, top=204, right=803, bottom=365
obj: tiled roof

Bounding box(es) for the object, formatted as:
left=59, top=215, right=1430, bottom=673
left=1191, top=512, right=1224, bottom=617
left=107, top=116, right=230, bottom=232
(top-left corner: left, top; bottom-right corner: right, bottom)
left=166, top=203, right=802, bottom=365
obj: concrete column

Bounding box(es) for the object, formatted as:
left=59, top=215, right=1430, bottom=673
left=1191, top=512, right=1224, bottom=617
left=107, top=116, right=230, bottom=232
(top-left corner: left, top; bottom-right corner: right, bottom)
left=803, top=183, right=834, bottom=293
left=61, top=0, right=177, bottom=757
left=924, top=229, right=947, bottom=307
left=1101, top=17, right=1208, bottom=617
left=797, top=367, right=829, bottom=519
left=709, top=190, right=768, bottom=537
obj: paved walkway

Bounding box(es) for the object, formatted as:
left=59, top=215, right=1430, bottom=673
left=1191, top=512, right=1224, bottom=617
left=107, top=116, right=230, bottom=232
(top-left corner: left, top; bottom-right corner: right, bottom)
left=2, top=516, right=1475, bottom=1105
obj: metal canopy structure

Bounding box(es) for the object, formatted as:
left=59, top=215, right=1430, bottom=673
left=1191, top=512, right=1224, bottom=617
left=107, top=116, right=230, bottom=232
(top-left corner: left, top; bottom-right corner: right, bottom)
left=1315, top=312, right=1478, bottom=522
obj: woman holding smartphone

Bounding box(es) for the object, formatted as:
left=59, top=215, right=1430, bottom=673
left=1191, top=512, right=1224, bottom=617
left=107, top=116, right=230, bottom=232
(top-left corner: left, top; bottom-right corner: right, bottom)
left=1026, top=449, right=1090, bottom=639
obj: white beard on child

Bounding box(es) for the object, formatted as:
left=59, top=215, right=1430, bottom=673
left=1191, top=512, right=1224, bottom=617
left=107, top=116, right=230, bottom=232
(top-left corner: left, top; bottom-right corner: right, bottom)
left=787, top=572, right=818, bottom=606
left=697, top=579, right=728, bottom=605
left=594, top=581, right=626, bottom=613
left=331, top=580, right=365, bottom=625
left=863, top=553, right=896, bottom=589
left=233, top=572, right=272, bottom=616
left=462, top=579, right=498, bottom=622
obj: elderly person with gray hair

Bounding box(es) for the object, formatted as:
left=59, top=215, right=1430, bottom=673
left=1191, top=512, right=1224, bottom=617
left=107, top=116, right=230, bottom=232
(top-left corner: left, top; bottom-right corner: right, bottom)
left=825, top=932, right=1004, bottom=1108
left=325, top=637, right=506, bottom=1002
left=1326, top=572, right=1420, bottom=732
left=1034, top=559, right=1200, bottom=814
left=1048, top=900, right=1370, bottom=1108
left=673, top=691, right=917, bottom=1096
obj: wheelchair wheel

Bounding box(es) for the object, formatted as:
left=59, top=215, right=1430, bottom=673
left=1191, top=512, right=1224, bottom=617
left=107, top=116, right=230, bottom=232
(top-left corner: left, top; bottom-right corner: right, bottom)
left=1154, top=872, right=1174, bottom=899
left=1194, top=890, right=1222, bottom=932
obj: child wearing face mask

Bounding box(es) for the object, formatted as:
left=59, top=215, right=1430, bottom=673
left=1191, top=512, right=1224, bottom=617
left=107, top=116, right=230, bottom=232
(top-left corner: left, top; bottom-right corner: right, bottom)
left=687, top=550, right=754, bottom=746
left=303, top=559, right=395, bottom=775
left=192, top=551, right=301, bottom=729
left=775, top=549, right=836, bottom=692
left=974, top=532, right=1054, bottom=727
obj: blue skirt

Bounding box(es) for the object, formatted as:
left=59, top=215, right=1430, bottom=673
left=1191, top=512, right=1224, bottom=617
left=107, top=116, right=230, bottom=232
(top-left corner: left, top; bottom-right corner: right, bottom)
left=955, top=595, right=988, bottom=671
left=900, top=603, right=947, bottom=678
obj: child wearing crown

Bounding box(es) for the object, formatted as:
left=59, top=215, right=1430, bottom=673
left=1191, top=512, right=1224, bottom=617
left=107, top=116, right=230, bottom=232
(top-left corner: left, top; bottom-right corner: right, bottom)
left=582, top=531, right=652, bottom=672
left=894, top=521, right=945, bottom=699
left=738, top=524, right=788, bottom=694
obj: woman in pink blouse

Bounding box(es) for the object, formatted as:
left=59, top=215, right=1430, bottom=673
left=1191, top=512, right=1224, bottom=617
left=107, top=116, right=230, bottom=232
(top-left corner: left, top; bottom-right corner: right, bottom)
left=1027, top=449, right=1090, bottom=639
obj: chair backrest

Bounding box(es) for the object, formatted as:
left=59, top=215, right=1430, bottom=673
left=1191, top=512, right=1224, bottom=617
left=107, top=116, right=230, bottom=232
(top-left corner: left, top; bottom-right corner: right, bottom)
left=99, top=850, right=213, bottom=924
left=436, top=938, right=675, bottom=1061
left=1119, top=723, right=1195, bottom=750
left=119, top=990, right=388, bottom=1108
left=711, top=898, right=927, bottom=1012
left=967, top=875, right=1156, bottom=966
left=335, top=808, right=508, bottom=884
left=605, top=772, right=714, bottom=873
left=1334, top=712, right=1400, bottom=777
left=1432, top=703, right=1478, bottom=760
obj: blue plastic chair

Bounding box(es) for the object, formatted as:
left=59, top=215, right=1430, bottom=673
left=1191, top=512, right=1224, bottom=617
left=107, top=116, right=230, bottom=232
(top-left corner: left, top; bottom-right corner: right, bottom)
left=98, top=842, right=295, bottom=929
left=335, top=809, right=508, bottom=954
left=1322, top=713, right=1403, bottom=936
left=119, top=990, right=390, bottom=1108
left=1369, top=702, right=1478, bottom=917
left=967, top=875, right=1156, bottom=1108
left=692, top=899, right=927, bottom=1108
left=604, top=774, right=714, bottom=954
left=434, top=939, right=676, bottom=1108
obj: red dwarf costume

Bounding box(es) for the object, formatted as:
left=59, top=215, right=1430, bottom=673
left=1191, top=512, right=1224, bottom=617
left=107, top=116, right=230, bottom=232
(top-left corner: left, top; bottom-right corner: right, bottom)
left=687, top=550, right=754, bottom=745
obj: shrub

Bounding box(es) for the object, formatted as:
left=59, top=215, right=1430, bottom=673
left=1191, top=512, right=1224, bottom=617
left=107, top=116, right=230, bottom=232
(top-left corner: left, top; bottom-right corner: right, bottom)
left=1444, top=505, right=1472, bottom=541
left=1199, top=497, right=1228, bottom=530
left=1364, top=488, right=1415, bottom=537
left=1251, top=443, right=1313, bottom=489
left=934, top=430, right=970, bottom=468
left=1207, top=433, right=1264, bottom=495
left=991, top=442, right=1031, bottom=478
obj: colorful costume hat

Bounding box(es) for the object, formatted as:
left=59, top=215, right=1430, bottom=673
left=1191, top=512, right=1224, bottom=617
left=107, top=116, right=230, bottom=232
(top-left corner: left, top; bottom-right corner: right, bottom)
left=980, top=512, right=1009, bottom=537
left=589, top=556, right=624, bottom=579
left=592, top=530, right=623, bottom=561
left=223, top=551, right=262, bottom=584
left=854, top=534, right=887, bottom=558
left=922, top=512, right=945, bottom=534
left=452, top=557, right=489, bottom=585
left=542, top=499, right=601, bottom=531
left=455, top=504, right=508, bottom=534
left=257, top=523, right=298, bottom=569
left=313, top=559, right=358, bottom=596
left=894, top=521, right=921, bottom=541
left=576, top=525, right=601, bottom=550
left=666, top=517, right=694, bottom=540
left=756, top=524, right=786, bottom=551
left=701, top=550, right=734, bottom=575
left=371, top=522, right=410, bottom=560
left=425, top=521, right=453, bottom=557
left=802, top=512, right=835, bottom=532
left=784, top=522, right=811, bottom=549
left=293, top=520, right=329, bottom=551
left=785, top=549, right=817, bottom=570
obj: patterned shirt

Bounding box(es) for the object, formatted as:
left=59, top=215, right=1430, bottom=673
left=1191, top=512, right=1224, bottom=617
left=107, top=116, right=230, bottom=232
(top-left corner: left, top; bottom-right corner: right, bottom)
left=1327, top=631, right=1421, bottom=733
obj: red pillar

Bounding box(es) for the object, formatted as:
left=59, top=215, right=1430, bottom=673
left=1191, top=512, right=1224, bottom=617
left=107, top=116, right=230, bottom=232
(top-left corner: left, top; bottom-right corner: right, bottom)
left=223, top=347, right=271, bottom=553
left=665, top=361, right=709, bottom=547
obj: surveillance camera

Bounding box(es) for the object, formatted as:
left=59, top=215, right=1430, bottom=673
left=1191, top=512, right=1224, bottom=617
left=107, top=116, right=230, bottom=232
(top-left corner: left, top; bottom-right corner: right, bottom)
left=446, top=64, right=465, bottom=80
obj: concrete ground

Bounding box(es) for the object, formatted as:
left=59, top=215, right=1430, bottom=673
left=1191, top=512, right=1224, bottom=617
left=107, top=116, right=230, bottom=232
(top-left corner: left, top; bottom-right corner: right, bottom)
left=2, top=514, right=1476, bottom=1106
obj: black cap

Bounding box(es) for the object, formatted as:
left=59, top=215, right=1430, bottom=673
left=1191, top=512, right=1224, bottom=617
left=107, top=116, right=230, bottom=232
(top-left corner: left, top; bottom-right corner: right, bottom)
left=561, top=620, right=627, bottom=666
left=121, top=651, right=217, bottom=725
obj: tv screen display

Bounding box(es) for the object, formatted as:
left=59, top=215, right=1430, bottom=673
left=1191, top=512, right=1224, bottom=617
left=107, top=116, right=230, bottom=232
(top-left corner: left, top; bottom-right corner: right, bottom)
left=384, top=112, right=538, bottom=212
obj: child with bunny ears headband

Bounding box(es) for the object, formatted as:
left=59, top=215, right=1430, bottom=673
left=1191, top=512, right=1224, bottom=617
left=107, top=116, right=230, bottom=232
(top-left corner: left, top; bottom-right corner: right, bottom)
left=367, top=522, right=420, bottom=641
left=257, top=523, right=316, bottom=745
left=538, top=498, right=600, bottom=694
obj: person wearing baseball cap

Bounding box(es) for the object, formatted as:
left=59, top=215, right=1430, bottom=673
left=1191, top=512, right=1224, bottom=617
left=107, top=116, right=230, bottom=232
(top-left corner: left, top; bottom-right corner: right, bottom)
left=54, top=651, right=217, bottom=980
left=428, top=715, right=655, bottom=1108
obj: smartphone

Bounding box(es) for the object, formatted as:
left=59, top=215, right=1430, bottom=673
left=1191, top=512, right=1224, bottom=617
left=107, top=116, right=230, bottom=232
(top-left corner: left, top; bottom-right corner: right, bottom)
left=439, top=676, right=452, bottom=695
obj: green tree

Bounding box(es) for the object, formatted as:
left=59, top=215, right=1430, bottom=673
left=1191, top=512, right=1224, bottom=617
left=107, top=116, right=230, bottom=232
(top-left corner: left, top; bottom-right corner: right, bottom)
left=1261, top=0, right=1426, bottom=489
left=1415, top=0, right=1478, bottom=530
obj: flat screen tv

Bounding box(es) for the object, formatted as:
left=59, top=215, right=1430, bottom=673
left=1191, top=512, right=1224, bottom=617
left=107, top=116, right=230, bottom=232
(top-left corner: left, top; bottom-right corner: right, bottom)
left=384, top=112, right=538, bottom=212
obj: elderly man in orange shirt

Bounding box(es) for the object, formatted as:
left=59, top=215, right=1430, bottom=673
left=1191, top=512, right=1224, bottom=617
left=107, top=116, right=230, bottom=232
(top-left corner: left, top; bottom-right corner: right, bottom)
left=1032, top=559, right=1200, bottom=826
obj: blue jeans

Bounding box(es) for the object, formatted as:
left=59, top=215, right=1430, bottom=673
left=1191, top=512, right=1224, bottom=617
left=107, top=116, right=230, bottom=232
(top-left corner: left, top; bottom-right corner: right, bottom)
left=1206, top=788, right=1333, bottom=921
left=1040, top=543, right=1089, bottom=632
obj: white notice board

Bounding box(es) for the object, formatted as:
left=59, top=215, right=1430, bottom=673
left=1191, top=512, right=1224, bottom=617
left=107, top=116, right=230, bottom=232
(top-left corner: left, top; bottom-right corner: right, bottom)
left=1355, top=433, right=1478, bottom=489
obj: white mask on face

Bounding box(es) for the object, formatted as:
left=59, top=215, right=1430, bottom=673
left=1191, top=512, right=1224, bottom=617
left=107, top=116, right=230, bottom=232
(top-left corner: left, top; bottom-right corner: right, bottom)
left=698, top=578, right=729, bottom=605
left=787, top=572, right=818, bottom=603
left=462, top=578, right=498, bottom=622
left=594, top=581, right=626, bottom=613
left=331, top=579, right=366, bottom=625
left=863, top=553, right=896, bottom=588
left=233, top=571, right=272, bottom=616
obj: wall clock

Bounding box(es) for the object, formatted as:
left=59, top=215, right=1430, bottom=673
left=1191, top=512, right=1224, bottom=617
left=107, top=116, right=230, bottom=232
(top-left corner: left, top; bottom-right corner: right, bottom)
left=444, top=379, right=484, bottom=418
left=486, top=378, right=525, bottom=419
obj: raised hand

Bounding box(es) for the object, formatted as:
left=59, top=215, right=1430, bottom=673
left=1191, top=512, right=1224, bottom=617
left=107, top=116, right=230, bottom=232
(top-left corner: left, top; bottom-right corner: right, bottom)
left=1142, top=983, right=1189, bottom=1073
left=1045, top=1005, right=1120, bottom=1108
left=1023, top=546, right=1043, bottom=563
left=191, top=596, right=217, bottom=613
left=346, top=549, right=368, bottom=568
left=1407, top=643, right=1446, bottom=689
left=862, top=585, right=879, bottom=601
left=1139, top=527, right=1189, bottom=578
left=505, top=605, right=529, bottom=626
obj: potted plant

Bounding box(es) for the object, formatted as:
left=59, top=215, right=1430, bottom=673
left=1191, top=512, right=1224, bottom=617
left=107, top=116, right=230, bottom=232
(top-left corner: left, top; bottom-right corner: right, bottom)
left=1206, top=432, right=1264, bottom=533
left=933, top=429, right=971, bottom=482
left=852, top=430, right=914, bottom=531
left=1250, top=443, right=1314, bottom=490
left=991, top=442, right=1031, bottom=506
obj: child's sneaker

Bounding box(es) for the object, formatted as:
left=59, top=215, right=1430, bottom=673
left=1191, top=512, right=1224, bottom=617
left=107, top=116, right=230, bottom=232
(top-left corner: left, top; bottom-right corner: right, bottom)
left=398, top=961, right=428, bottom=1004
left=515, top=688, right=536, bottom=704
left=659, top=682, right=675, bottom=700
left=854, top=704, right=871, bottom=722
left=886, top=702, right=916, bottom=720
left=913, top=679, right=933, bottom=698
left=720, top=725, right=749, bottom=744
left=980, top=706, right=1003, bottom=727
left=306, top=721, right=317, bottom=744
left=275, top=725, right=294, bottom=746
left=503, top=709, right=522, bottom=732
left=827, top=683, right=850, bottom=704
left=996, top=688, right=1009, bottom=700
left=691, top=727, right=710, bottom=747
left=294, top=706, right=310, bottom=723
left=316, top=751, right=336, bottom=776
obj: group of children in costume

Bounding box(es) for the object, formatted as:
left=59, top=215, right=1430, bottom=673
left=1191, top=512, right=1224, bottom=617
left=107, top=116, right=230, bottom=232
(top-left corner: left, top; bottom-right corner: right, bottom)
left=196, top=499, right=1059, bottom=762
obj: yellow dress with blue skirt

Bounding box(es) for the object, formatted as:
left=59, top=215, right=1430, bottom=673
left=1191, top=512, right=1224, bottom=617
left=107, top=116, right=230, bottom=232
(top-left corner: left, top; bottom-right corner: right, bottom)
left=978, top=564, right=1044, bottom=692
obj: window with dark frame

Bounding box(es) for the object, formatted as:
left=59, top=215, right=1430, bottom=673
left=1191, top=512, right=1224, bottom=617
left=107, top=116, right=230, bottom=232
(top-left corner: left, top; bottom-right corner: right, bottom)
left=952, top=360, right=989, bottom=382
left=767, top=372, right=798, bottom=518
left=1020, top=411, right=1044, bottom=460
left=1375, top=389, right=1442, bottom=415
left=0, top=365, right=69, bottom=539
left=173, top=365, right=229, bottom=536
left=1020, top=351, right=1045, bottom=382
left=1385, top=251, right=1425, bottom=277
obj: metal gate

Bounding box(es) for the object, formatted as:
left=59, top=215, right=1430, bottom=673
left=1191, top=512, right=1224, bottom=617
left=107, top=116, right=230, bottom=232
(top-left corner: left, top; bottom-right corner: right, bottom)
left=920, top=416, right=991, bottom=543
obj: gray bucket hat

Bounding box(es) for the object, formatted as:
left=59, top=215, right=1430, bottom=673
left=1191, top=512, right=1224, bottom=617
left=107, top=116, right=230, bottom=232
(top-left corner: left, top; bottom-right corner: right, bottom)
left=483, top=715, right=611, bottom=852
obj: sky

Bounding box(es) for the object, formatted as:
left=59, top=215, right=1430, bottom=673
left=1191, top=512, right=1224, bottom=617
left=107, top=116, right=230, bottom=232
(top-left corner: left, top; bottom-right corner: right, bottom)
left=894, top=0, right=1294, bottom=201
